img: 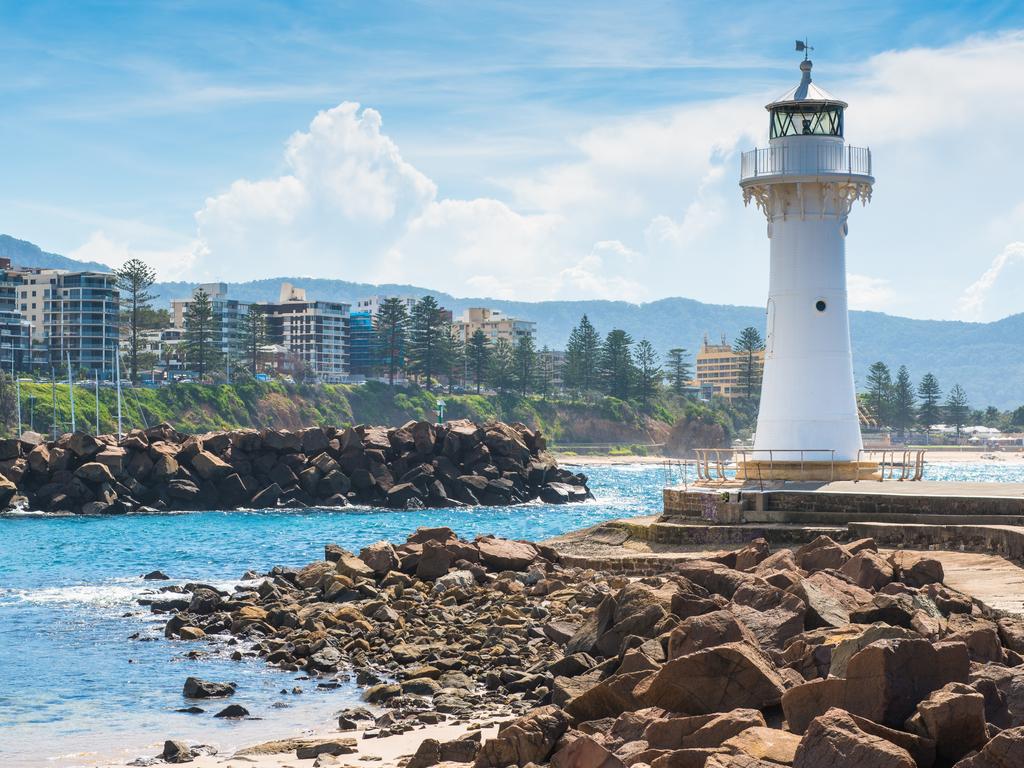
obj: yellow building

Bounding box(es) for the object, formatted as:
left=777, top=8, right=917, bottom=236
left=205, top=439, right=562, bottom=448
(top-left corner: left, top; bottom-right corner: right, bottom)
left=451, top=307, right=536, bottom=346
left=695, top=334, right=765, bottom=400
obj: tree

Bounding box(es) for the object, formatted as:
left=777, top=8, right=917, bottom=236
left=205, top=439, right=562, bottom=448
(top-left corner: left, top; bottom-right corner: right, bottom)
left=633, top=340, right=661, bottom=409
left=563, top=315, right=601, bottom=394
left=890, top=365, right=916, bottom=439
left=374, top=298, right=409, bottom=386
left=536, top=346, right=555, bottom=397
left=238, top=305, right=267, bottom=376
left=513, top=334, right=537, bottom=396
left=945, top=384, right=970, bottom=442
left=917, top=373, right=942, bottom=438
left=183, top=288, right=221, bottom=380
left=665, top=348, right=692, bottom=396
left=487, top=338, right=516, bottom=393
left=466, top=330, right=490, bottom=394
left=407, top=295, right=447, bottom=390
left=599, top=329, right=636, bottom=400
left=865, top=361, right=893, bottom=425
left=437, top=330, right=464, bottom=394
left=1010, top=405, right=1024, bottom=428
left=115, top=258, right=157, bottom=383
left=733, top=327, right=765, bottom=400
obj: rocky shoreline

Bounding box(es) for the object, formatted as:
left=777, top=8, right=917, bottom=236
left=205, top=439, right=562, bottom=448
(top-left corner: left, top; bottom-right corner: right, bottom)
left=0, top=420, right=590, bottom=515
left=134, top=528, right=1024, bottom=767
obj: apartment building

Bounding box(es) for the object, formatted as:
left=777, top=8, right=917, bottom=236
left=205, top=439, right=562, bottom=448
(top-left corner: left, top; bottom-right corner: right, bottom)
left=263, top=283, right=349, bottom=383
left=15, top=266, right=120, bottom=375
left=694, top=334, right=765, bottom=400
left=451, top=307, right=536, bottom=346
left=0, top=259, right=32, bottom=370
left=170, top=283, right=250, bottom=358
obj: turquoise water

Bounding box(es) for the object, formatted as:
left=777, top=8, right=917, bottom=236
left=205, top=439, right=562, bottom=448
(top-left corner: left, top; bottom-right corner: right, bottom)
left=1, top=461, right=1021, bottom=767
left=0, top=465, right=664, bottom=767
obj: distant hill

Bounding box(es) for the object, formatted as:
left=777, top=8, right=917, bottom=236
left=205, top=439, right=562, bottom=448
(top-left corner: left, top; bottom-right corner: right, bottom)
left=3, top=234, right=1022, bottom=409
left=0, top=234, right=112, bottom=272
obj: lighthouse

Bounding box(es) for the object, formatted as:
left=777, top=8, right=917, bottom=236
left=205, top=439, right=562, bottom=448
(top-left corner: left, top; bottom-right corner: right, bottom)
left=739, top=48, right=875, bottom=480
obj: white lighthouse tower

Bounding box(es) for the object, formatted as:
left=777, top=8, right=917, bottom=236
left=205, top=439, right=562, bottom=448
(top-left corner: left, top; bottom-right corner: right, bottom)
left=739, top=47, right=875, bottom=480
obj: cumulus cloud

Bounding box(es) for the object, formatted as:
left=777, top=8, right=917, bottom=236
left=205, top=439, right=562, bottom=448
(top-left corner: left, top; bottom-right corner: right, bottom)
left=69, top=230, right=200, bottom=280
left=180, top=31, right=1024, bottom=317
left=847, top=273, right=896, bottom=311
left=956, top=242, right=1024, bottom=319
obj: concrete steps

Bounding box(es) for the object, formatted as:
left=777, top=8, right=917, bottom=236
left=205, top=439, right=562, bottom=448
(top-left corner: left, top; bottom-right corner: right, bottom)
left=745, top=508, right=1024, bottom=527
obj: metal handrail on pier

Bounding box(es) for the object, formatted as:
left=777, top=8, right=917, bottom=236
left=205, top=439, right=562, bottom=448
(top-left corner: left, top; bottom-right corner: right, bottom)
left=687, top=447, right=928, bottom=487
left=854, top=449, right=927, bottom=482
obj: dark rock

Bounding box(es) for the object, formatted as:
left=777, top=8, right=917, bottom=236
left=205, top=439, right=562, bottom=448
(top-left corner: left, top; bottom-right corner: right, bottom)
left=182, top=677, right=235, bottom=698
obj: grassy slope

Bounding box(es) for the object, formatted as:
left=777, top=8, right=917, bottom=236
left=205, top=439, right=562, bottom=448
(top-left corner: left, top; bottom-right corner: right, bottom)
left=10, top=381, right=740, bottom=447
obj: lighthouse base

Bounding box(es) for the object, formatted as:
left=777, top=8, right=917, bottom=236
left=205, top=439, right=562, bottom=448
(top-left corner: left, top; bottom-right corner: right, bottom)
left=737, top=459, right=881, bottom=483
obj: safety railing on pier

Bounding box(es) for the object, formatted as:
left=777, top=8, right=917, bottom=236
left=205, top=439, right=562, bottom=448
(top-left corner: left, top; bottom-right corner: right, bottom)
left=740, top=144, right=872, bottom=182
left=855, top=449, right=927, bottom=482
left=681, top=447, right=927, bottom=488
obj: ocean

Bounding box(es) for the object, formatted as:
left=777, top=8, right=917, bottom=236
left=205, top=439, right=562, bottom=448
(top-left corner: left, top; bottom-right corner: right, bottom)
left=1, top=461, right=1022, bottom=766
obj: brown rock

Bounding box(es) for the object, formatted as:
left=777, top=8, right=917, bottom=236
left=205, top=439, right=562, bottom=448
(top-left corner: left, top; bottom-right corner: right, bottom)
left=839, top=551, right=894, bottom=591
left=191, top=450, right=232, bottom=480
left=668, top=610, right=758, bottom=659
left=359, top=540, right=400, bottom=575
left=335, top=551, right=375, bottom=580
left=796, top=535, right=850, bottom=572
left=721, top=726, right=801, bottom=765
left=74, top=461, right=115, bottom=484
left=789, top=572, right=873, bottom=628
left=648, top=710, right=766, bottom=750
left=636, top=642, right=787, bottom=715
left=475, top=705, right=570, bottom=767
left=477, top=537, right=538, bottom=571
left=905, top=682, right=987, bottom=765
left=551, top=735, right=626, bottom=768
left=890, top=552, right=944, bottom=588
left=793, top=708, right=915, bottom=768
left=952, top=725, right=1024, bottom=767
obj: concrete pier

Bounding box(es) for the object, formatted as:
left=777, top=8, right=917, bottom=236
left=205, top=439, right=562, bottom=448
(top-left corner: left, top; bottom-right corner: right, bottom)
left=661, top=480, right=1024, bottom=557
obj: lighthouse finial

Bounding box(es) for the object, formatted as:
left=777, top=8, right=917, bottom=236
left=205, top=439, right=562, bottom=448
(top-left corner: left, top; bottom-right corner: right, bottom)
left=795, top=38, right=813, bottom=61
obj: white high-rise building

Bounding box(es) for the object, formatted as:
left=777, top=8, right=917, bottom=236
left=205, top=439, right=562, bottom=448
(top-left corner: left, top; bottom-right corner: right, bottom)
left=739, top=54, right=874, bottom=477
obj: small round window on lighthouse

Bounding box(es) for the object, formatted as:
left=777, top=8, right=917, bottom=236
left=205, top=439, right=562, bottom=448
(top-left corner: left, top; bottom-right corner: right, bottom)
left=815, top=299, right=827, bottom=312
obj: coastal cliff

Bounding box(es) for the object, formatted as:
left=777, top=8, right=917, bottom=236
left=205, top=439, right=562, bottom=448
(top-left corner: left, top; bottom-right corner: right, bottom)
left=0, top=419, right=591, bottom=515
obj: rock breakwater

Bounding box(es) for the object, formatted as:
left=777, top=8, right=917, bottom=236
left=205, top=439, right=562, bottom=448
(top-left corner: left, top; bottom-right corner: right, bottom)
left=149, top=531, right=1024, bottom=767
left=0, top=419, right=590, bottom=515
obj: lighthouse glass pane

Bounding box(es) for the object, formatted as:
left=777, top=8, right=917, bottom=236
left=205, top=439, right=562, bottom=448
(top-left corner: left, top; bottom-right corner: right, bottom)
left=770, top=105, right=843, bottom=138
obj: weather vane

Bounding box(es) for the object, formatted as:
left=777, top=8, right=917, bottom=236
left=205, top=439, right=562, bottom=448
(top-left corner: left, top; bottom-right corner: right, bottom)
left=795, top=38, right=813, bottom=60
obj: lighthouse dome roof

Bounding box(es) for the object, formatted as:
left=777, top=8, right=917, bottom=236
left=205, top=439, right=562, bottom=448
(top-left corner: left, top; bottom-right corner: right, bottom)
left=766, top=60, right=847, bottom=110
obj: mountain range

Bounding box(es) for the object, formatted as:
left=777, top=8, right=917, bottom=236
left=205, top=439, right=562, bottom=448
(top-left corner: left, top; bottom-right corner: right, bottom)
left=3, top=234, right=1022, bottom=409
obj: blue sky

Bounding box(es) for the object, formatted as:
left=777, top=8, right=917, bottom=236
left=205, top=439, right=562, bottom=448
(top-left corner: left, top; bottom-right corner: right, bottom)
left=3, top=1, right=1024, bottom=320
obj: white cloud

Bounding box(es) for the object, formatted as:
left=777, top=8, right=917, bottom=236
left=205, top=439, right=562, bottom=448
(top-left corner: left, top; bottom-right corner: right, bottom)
left=847, top=273, right=896, bottom=311
left=69, top=230, right=200, bottom=281
left=178, top=31, right=1024, bottom=319
left=956, top=242, right=1024, bottom=319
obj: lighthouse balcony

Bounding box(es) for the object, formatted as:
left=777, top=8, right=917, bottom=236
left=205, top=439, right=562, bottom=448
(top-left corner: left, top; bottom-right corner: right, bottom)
left=740, top=144, right=872, bottom=185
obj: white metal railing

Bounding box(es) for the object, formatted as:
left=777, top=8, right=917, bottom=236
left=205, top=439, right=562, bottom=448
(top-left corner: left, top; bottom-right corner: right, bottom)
left=740, top=144, right=871, bottom=181
left=855, top=449, right=927, bottom=482
left=689, top=447, right=927, bottom=487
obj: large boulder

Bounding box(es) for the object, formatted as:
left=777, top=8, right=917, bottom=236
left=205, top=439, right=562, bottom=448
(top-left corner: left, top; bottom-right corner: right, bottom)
left=953, top=725, right=1024, bottom=767
left=477, top=537, right=538, bottom=571
left=635, top=642, right=787, bottom=715
left=551, top=735, right=625, bottom=768
left=905, top=682, right=987, bottom=765
left=191, top=450, right=232, bottom=480
left=475, top=705, right=570, bottom=767
left=182, top=676, right=235, bottom=698
left=890, top=552, right=944, bottom=588
left=793, top=708, right=915, bottom=768
left=668, top=610, right=758, bottom=659
left=359, top=541, right=400, bottom=575
left=789, top=572, right=873, bottom=628
left=796, top=536, right=850, bottom=573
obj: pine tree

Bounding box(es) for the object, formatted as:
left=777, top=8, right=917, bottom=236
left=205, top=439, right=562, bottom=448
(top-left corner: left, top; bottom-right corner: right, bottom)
left=536, top=346, right=555, bottom=396
left=407, top=295, right=447, bottom=390
left=563, top=315, right=601, bottom=394
left=114, top=258, right=157, bottom=383
left=599, top=329, right=636, bottom=400
left=184, top=288, right=221, bottom=380
left=634, top=339, right=661, bottom=409
left=890, top=365, right=916, bottom=440
left=917, top=373, right=942, bottom=438
left=513, top=334, right=537, bottom=395
left=664, top=348, right=692, bottom=396
left=945, top=384, right=970, bottom=442
left=865, top=361, right=894, bottom=425
left=732, top=327, right=764, bottom=400
left=374, top=298, right=409, bottom=386
left=238, top=305, right=267, bottom=377
left=466, top=329, right=490, bottom=394
left=439, top=331, right=464, bottom=393
left=487, top=338, right=515, bottom=394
